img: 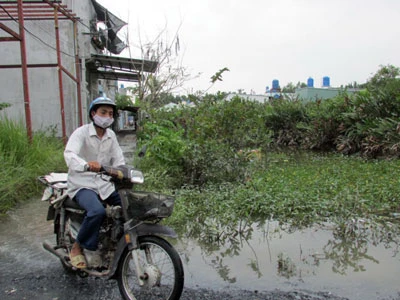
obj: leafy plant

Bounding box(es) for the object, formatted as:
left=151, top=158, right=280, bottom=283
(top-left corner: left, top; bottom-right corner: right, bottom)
left=264, top=99, right=309, bottom=146
left=115, top=93, right=134, bottom=109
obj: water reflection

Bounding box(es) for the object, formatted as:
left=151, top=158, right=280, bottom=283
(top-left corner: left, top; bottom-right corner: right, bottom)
left=175, top=216, right=400, bottom=299
left=178, top=218, right=256, bottom=284
left=315, top=219, right=399, bottom=275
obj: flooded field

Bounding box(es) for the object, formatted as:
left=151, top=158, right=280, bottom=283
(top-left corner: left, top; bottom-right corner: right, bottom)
left=1, top=198, right=400, bottom=300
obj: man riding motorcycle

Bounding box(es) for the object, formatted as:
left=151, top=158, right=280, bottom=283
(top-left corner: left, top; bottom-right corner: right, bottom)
left=64, top=96, right=125, bottom=269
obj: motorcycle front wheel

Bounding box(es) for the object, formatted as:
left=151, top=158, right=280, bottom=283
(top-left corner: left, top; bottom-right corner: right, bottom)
left=117, top=235, right=184, bottom=300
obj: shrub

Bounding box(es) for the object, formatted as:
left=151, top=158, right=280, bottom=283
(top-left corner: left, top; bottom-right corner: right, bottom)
left=264, top=99, right=309, bottom=147
left=138, top=96, right=271, bottom=187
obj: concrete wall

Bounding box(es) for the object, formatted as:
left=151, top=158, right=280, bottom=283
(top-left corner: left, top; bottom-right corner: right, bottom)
left=0, top=0, right=101, bottom=137
left=295, top=87, right=359, bottom=101
left=225, top=93, right=295, bottom=103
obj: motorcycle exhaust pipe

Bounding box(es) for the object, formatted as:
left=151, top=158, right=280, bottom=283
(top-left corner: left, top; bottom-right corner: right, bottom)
left=43, top=241, right=110, bottom=277
left=43, top=241, right=70, bottom=264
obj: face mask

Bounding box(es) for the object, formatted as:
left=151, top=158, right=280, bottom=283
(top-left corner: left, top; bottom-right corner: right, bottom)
left=93, top=115, right=114, bottom=129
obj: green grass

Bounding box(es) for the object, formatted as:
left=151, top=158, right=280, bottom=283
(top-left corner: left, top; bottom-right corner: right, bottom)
left=0, top=118, right=66, bottom=214
left=164, top=151, right=400, bottom=236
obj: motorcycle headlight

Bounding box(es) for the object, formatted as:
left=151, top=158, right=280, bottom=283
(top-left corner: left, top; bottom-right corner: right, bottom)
left=130, top=169, right=144, bottom=184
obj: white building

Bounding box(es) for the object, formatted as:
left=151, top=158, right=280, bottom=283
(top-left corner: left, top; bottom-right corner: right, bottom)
left=225, top=92, right=295, bottom=103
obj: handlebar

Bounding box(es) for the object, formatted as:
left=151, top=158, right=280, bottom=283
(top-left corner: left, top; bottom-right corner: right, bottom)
left=100, top=166, right=124, bottom=180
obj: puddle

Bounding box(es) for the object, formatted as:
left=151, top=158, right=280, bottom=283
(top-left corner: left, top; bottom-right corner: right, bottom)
left=1, top=199, right=400, bottom=300
left=0, top=199, right=55, bottom=274
left=175, top=220, right=400, bottom=300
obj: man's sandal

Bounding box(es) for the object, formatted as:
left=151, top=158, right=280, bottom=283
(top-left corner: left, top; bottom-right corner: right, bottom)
left=70, top=253, right=87, bottom=269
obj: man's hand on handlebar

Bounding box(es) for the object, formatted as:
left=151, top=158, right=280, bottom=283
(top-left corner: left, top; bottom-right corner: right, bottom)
left=87, top=161, right=101, bottom=172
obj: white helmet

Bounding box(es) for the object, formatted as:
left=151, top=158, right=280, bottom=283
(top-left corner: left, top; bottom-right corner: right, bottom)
left=88, top=96, right=117, bottom=120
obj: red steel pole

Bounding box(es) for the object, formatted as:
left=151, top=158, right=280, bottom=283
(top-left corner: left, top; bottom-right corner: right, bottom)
left=73, top=20, right=83, bottom=126
left=17, top=0, right=33, bottom=142
left=53, top=6, right=67, bottom=144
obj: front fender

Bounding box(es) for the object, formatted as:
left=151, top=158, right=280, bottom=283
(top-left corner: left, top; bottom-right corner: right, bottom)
left=135, top=223, right=178, bottom=239
left=107, top=236, right=128, bottom=279
left=107, top=223, right=178, bottom=279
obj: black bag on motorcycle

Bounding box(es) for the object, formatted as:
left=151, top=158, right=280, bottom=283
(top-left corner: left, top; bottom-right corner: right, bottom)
left=121, top=191, right=175, bottom=221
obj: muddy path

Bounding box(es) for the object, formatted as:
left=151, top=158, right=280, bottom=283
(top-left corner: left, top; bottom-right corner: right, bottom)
left=0, top=198, right=398, bottom=300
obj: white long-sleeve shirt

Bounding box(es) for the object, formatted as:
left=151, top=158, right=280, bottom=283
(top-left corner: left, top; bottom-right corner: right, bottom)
left=64, top=123, right=125, bottom=200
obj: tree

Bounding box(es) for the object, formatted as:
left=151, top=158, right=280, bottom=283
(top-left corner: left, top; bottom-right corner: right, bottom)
left=296, top=81, right=307, bottom=89
left=367, top=64, right=400, bottom=91
left=344, top=81, right=362, bottom=89
left=126, top=23, right=195, bottom=110
left=282, top=82, right=307, bottom=93
left=115, top=94, right=133, bottom=109
left=282, top=82, right=296, bottom=93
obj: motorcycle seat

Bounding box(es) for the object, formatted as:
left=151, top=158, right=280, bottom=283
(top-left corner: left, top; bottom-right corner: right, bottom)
left=63, top=197, right=108, bottom=211
left=64, top=197, right=84, bottom=210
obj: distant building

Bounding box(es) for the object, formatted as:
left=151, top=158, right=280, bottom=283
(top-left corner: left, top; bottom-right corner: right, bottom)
left=225, top=92, right=295, bottom=103
left=226, top=93, right=270, bottom=103
left=295, top=87, right=359, bottom=101
left=294, top=76, right=359, bottom=101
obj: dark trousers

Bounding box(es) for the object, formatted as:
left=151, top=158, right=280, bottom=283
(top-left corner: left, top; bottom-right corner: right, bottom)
left=74, top=189, right=121, bottom=251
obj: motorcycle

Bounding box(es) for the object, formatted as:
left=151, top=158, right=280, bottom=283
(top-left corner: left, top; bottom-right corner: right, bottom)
left=38, top=163, right=184, bottom=300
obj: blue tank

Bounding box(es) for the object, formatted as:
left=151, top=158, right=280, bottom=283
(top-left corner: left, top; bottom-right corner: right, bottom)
left=307, top=77, right=314, bottom=88
left=272, top=79, right=279, bottom=91
left=322, top=76, right=330, bottom=87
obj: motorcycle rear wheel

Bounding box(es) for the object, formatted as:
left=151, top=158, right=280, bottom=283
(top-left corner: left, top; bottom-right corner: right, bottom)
left=117, top=235, right=184, bottom=300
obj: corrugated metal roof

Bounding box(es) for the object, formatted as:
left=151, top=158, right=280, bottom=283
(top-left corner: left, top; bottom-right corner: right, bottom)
left=87, top=54, right=158, bottom=73
left=86, top=54, right=158, bottom=82
left=91, top=69, right=140, bottom=82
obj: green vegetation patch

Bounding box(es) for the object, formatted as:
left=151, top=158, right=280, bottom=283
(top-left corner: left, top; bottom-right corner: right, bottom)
left=165, top=151, right=400, bottom=236
left=0, top=118, right=65, bottom=214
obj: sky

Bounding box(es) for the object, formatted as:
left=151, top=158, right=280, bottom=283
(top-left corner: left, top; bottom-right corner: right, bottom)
left=97, top=0, right=400, bottom=95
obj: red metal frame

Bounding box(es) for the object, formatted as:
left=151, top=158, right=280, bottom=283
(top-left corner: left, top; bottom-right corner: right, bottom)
left=0, top=0, right=83, bottom=143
